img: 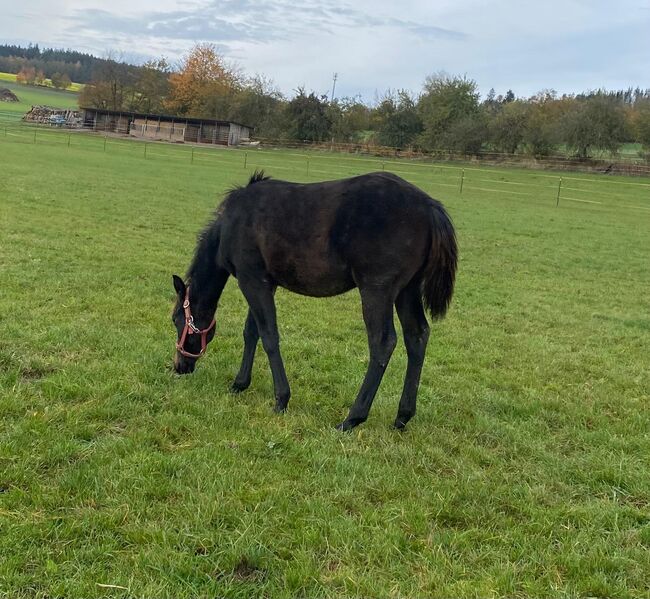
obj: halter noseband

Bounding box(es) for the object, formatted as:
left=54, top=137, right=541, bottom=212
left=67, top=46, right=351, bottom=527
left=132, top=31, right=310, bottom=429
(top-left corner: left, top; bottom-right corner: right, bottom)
left=176, top=287, right=216, bottom=359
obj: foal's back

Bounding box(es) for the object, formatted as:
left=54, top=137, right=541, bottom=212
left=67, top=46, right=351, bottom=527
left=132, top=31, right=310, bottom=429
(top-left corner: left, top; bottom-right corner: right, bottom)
left=219, top=172, right=436, bottom=297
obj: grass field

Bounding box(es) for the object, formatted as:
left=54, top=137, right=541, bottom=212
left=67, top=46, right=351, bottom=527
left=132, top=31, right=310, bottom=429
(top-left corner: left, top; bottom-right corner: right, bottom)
left=0, top=79, right=79, bottom=122
left=1, top=131, right=650, bottom=598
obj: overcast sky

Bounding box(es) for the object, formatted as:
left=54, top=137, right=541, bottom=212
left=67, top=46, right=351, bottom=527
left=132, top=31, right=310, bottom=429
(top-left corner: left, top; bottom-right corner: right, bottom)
left=2, top=0, right=649, bottom=101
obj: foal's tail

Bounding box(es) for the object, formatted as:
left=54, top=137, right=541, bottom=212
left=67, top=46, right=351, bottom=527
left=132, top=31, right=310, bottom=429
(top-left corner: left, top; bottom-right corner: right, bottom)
left=421, top=202, right=458, bottom=320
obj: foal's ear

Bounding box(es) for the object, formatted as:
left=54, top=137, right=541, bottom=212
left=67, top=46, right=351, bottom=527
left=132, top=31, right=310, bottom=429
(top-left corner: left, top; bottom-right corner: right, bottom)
left=172, top=274, right=186, bottom=298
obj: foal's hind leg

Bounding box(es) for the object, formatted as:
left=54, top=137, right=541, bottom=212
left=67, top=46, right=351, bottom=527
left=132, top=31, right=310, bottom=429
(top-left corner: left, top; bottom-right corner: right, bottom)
left=337, top=287, right=397, bottom=431
left=231, top=308, right=259, bottom=393
left=394, top=282, right=430, bottom=430
left=237, top=277, right=291, bottom=413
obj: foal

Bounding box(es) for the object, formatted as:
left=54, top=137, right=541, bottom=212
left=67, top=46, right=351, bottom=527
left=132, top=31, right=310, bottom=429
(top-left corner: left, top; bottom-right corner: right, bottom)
left=172, top=171, right=457, bottom=430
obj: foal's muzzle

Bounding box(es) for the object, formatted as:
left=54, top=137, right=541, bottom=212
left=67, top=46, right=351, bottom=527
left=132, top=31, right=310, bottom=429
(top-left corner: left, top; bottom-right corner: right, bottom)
left=174, top=352, right=197, bottom=375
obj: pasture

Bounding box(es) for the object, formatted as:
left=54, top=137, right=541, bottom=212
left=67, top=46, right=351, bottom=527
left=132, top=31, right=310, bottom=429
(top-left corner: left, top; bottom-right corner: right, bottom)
left=1, top=132, right=649, bottom=598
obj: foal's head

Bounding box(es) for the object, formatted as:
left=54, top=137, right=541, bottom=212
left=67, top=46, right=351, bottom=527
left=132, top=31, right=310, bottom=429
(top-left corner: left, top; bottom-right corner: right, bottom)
left=171, top=275, right=216, bottom=374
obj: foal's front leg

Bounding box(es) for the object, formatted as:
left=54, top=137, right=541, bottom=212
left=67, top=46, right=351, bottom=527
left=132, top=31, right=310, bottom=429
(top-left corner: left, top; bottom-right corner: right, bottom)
left=237, top=277, right=291, bottom=413
left=231, top=309, right=259, bottom=393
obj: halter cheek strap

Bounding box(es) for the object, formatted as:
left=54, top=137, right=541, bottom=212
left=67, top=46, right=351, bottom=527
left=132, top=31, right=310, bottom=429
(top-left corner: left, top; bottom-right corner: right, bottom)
left=176, top=287, right=216, bottom=359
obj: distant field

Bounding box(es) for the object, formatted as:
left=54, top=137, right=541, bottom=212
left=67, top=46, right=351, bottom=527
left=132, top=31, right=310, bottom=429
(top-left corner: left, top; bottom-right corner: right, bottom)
left=0, top=79, right=79, bottom=121
left=1, top=129, right=649, bottom=597
left=0, top=71, right=83, bottom=91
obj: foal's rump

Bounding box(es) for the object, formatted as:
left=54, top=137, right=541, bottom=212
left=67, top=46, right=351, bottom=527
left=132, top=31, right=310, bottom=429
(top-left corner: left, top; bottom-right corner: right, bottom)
left=330, top=173, right=457, bottom=317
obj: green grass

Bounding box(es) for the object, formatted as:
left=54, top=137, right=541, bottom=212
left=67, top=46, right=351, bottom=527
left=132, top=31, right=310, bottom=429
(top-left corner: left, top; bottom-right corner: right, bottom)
left=1, top=132, right=650, bottom=598
left=0, top=80, right=79, bottom=122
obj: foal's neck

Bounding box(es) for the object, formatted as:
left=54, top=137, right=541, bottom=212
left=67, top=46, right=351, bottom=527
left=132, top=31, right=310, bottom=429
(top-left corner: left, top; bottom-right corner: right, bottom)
left=187, top=226, right=229, bottom=318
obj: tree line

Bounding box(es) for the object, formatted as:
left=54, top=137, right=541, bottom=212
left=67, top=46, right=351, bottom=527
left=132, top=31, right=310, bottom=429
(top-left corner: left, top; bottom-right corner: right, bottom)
left=3, top=43, right=650, bottom=158
left=0, top=44, right=110, bottom=84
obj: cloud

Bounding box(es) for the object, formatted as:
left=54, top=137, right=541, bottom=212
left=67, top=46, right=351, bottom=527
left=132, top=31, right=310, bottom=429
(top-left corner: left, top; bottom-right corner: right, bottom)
left=1, top=0, right=648, bottom=101
left=68, top=1, right=466, bottom=46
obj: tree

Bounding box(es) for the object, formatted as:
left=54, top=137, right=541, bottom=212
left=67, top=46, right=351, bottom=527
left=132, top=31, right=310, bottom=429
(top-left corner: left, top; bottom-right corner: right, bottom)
left=284, top=89, right=331, bottom=141
left=228, top=75, right=286, bottom=137
left=331, top=97, right=371, bottom=143
left=444, top=112, right=488, bottom=155
left=59, top=73, right=72, bottom=90
left=562, top=95, right=627, bottom=158
left=50, top=72, right=71, bottom=89
left=489, top=100, right=529, bottom=154
left=635, top=101, right=650, bottom=152
left=79, top=54, right=130, bottom=111
left=16, top=65, right=36, bottom=85
left=520, top=91, right=563, bottom=157
left=417, top=73, right=482, bottom=151
left=374, top=90, right=422, bottom=148
left=165, top=43, right=241, bottom=118
left=130, top=58, right=171, bottom=113
left=482, top=88, right=500, bottom=116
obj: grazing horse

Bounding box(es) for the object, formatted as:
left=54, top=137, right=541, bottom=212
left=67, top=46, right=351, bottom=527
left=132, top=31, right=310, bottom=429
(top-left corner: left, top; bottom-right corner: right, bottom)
left=172, top=171, right=457, bottom=430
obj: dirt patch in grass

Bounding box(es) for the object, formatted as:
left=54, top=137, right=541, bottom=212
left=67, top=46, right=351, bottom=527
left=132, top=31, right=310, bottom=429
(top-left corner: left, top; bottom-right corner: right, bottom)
left=231, top=558, right=267, bottom=582
left=20, top=364, right=57, bottom=381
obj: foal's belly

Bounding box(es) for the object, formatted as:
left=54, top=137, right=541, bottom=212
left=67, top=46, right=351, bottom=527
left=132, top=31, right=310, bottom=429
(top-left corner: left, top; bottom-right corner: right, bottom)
left=263, top=246, right=355, bottom=298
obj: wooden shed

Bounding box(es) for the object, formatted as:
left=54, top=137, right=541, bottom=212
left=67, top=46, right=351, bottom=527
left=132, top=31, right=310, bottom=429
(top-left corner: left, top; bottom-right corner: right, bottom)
left=81, top=108, right=252, bottom=146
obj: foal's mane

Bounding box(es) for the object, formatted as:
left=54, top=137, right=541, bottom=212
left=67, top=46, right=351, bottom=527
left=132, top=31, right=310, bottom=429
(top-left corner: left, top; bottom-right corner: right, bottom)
left=186, top=171, right=272, bottom=284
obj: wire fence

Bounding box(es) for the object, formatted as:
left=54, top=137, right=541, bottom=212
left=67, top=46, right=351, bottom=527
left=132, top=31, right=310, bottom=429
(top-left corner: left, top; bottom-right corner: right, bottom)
left=252, top=137, right=650, bottom=177
left=1, top=120, right=649, bottom=215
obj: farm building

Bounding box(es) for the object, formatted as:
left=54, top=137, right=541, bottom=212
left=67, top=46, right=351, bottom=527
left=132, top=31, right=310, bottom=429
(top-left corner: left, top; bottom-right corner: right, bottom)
left=80, top=107, right=252, bottom=146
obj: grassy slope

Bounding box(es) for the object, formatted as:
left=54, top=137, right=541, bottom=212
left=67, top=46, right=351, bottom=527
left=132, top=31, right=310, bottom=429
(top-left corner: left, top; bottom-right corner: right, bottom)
left=0, top=135, right=649, bottom=598
left=0, top=80, right=79, bottom=121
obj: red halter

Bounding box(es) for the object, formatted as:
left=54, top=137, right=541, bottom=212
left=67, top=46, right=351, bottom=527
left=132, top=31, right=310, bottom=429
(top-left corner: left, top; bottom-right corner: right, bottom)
left=176, top=287, right=216, bottom=359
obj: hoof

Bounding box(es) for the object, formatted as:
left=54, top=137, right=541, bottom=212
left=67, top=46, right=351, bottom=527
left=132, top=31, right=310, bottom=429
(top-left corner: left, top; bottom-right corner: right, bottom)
left=335, top=419, right=361, bottom=432
left=230, top=381, right=249, bottom=394
left=273, top=402, right=287, bottom=414
left=393, top=414, right=413, bottom=430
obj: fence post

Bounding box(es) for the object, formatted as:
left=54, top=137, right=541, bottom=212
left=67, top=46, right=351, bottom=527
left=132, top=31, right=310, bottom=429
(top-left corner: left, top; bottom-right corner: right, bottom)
left=306, top=155, right=310, bottom=176
left=556, top=177, right=562, bottom=207
left=191, top=147, right=194, bottom=164
left=103, top=136, right=107, bottom=152
left=144, top=142, right=147, bottom=159
left=67, top=133, right=71, bottom=147
left=244, top=151, right=247, bottom=169
left=382, top=161, right=385, bottom=171
left=460, top=168, right=465, bottom=194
